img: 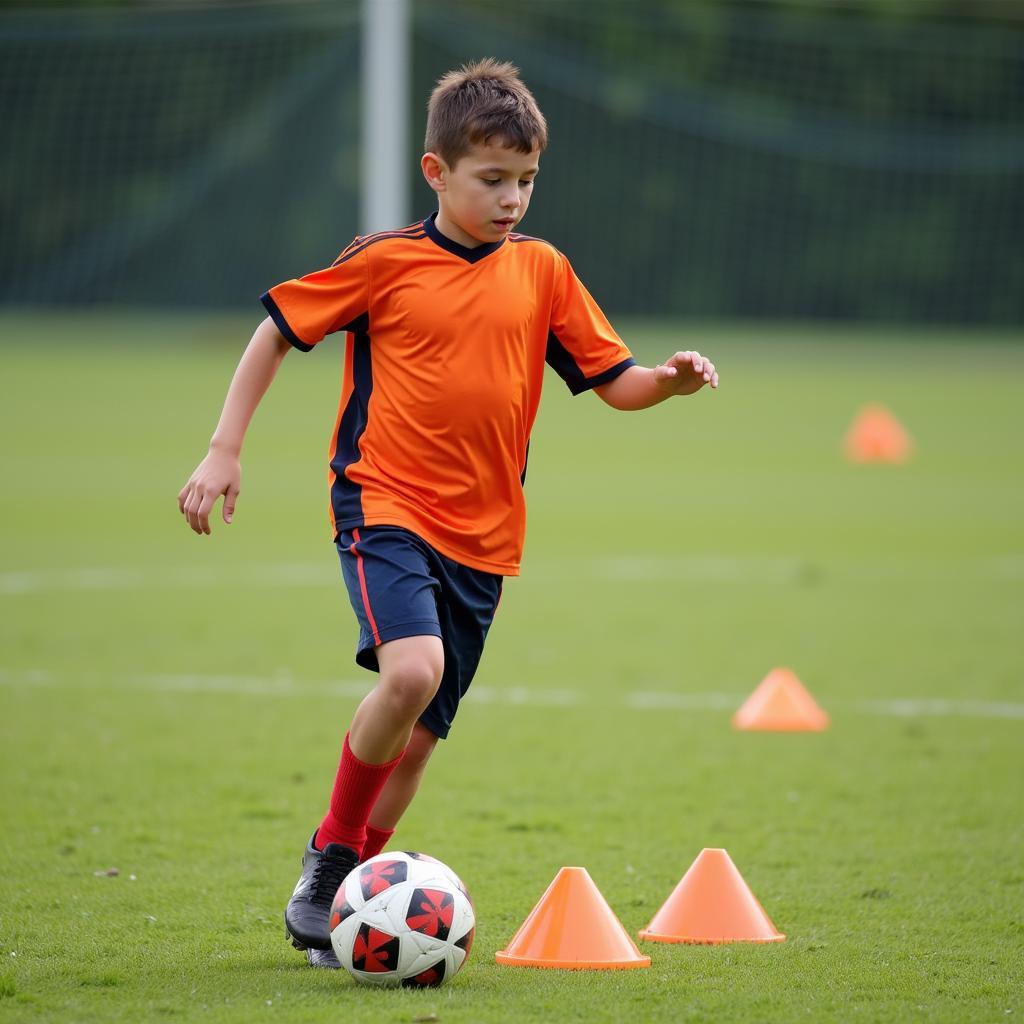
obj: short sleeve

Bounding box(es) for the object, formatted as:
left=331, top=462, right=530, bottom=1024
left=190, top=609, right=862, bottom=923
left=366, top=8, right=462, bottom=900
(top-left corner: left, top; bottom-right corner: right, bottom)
left=260, top=245, right=370, bottom=352
left=545, top=252, right=635, bottom=395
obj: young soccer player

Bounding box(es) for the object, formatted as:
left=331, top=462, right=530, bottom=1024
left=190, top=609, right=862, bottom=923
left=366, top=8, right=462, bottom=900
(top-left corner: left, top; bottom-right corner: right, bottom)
left=178, top=59, right=718, bottom=967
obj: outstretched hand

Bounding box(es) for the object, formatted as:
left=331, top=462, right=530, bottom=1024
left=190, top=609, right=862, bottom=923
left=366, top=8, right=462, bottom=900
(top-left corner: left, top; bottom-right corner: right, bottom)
left=653, top=350, right=719, bottom=395
left=177, top=449, right=242, bottom=535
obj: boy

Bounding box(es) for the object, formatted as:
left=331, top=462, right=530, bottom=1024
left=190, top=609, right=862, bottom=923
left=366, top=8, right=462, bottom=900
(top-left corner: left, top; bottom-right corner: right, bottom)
left=177, top=59, right=717, bottom=967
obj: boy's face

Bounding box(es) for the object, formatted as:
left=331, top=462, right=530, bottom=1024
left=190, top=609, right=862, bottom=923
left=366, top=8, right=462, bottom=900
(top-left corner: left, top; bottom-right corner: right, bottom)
left=421, top=140, right=541, bottom=249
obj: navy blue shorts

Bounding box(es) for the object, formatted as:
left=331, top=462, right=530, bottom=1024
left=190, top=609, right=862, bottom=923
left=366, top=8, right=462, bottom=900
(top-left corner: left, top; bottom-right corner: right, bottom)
left=336, top=526, right=503, bottom=739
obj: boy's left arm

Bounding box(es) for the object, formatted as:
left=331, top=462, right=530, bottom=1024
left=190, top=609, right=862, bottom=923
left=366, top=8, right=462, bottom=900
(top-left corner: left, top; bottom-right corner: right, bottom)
left=594, top=350, right=718, bottom=411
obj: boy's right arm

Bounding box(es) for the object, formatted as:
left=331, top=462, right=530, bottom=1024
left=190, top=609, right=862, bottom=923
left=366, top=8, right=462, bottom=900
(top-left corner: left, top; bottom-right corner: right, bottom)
left=178, top=317, right=291, bottom=535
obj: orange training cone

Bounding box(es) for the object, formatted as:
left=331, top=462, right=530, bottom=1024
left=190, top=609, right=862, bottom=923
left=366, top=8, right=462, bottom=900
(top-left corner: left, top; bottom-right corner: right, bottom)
left=844, top=404, right=913, bottom=463
left=496, top=866, right=651, bottom=970
left=639, top=848, right=785, bottom=944
left=733, top=667, right=829, bottom=732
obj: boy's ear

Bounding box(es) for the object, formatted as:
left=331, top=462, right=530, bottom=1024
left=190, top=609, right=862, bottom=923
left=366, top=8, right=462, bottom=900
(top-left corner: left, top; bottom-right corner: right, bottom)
left=421, top=152, right=447, bottom=193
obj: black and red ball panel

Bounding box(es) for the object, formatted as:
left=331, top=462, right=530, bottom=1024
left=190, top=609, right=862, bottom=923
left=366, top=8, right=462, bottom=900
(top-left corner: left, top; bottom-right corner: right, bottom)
left=358, top=858, right=408, bottom=900
left=329, top=896, right=358, bottom=932
left=455, top=924, right=474, bottom=957
left=351, top=923, right=401, bottom=974
left=401, top=958, right=447, bottom=988
left=405, top=888, right=454, bottom=941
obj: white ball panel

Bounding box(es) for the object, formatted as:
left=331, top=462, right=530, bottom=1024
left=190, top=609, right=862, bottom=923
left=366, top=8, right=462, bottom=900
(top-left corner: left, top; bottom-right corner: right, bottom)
left=330, top=913, right=362, bottom=960
left=399, top=936, right=447, bottom=977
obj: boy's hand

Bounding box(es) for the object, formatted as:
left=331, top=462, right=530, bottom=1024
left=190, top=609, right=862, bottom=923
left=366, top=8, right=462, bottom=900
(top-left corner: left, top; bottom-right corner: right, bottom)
left=177, top=450, right=241, bottom=535
left=653, top=350, right=719, bottom=395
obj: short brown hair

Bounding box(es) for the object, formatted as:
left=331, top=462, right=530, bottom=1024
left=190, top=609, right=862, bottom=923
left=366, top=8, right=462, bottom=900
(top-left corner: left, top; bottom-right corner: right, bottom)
left=425, top=58, right=548, bottom=168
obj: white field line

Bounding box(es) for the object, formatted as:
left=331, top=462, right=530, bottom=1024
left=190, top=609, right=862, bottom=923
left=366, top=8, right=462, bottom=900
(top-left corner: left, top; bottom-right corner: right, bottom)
left=861, top=698, right=1024, bottom=720
left=1, top=668, right=1021, bottom=721
left=2, top=554, right=1024, bottom=595
left=0, top=563, right=334, bottom=595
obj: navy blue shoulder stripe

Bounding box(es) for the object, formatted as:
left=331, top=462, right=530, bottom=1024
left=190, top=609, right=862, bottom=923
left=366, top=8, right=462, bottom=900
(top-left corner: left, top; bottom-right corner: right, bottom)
left=343, top=221, right=424, bottom=247
left=331, top=230, right=428, bottom=267
left=509, top=233, right=562, bottom=258
left=333, top=227, right=427, bottom=264
left=334, top=223, right=425, bottom=262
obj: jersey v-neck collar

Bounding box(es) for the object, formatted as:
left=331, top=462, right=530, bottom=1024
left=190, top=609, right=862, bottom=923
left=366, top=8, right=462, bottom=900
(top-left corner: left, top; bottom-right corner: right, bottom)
left=423, top=212, right=506, bottom=264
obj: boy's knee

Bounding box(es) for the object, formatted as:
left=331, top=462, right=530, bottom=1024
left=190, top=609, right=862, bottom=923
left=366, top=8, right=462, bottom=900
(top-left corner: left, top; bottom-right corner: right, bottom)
left=386, top=662, right=441, bottom=711
left=377, top=637, right=444, bottom=716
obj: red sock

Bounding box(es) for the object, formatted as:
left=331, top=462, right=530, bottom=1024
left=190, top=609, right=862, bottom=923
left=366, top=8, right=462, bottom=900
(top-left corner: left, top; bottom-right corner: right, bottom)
left=361, top=824, right=395, bottom=861
left=315, top=734, right=403, bottom=853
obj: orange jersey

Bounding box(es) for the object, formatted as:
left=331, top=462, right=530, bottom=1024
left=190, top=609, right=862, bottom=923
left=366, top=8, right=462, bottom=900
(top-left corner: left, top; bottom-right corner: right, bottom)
left=261, top=214, right=634, bottom=575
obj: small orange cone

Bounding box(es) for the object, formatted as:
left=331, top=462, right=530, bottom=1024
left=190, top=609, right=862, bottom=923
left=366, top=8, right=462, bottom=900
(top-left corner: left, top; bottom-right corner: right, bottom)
left=844, top=404, right=913, bottom=463
left=733, top=667, right=829, bottom=731
left=495, top=866, right=651, bottom=970
left=639, top=848, right=785, bottom=944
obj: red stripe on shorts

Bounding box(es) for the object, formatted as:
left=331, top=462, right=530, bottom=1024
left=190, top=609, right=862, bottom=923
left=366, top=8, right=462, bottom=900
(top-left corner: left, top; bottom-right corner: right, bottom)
left=350, top=528, right=382, bottom=646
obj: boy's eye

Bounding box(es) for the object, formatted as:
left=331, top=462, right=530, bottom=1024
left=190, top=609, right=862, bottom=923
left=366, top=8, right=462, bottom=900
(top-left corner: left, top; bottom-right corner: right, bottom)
left=480, top=176, right=535, bottom=187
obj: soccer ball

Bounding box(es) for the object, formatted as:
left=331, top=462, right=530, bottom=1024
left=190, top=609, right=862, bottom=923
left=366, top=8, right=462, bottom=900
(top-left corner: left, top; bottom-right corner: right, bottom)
left=329, top=851, right=475, bottom=987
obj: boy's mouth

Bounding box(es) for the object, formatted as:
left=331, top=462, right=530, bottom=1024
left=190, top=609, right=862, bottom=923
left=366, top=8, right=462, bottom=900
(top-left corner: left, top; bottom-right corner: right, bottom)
left=493, top=218, right=516, bottom=229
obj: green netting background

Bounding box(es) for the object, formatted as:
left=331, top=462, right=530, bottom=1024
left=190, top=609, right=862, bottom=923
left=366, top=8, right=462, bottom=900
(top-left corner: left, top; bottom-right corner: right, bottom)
left=2, top=0, right=1022, bottom=322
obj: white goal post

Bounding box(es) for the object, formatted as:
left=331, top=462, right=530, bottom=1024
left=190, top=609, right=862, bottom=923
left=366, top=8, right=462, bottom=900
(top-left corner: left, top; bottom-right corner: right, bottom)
left=361, top=0, right=411, bottom=234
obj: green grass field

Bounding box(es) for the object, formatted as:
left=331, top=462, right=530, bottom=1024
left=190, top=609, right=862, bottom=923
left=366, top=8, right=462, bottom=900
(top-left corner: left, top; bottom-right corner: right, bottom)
left=1, top=313, right=1022, bottom=1023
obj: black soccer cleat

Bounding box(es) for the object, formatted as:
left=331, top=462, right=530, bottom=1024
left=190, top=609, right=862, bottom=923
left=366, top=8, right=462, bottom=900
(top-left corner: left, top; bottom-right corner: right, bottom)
left=306, top=947, right=342, bottom=969
left=284, top=832, right=359, bottom=951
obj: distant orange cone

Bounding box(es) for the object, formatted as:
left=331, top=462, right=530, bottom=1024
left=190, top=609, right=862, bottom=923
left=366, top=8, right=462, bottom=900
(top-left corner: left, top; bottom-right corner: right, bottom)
left=733, top=667, right=829, bottom=731
left=844, top=404, right=913, bottom=463
left=495, top=866, right=651, bottom=970
left=639, top=848, right=785, bottom=944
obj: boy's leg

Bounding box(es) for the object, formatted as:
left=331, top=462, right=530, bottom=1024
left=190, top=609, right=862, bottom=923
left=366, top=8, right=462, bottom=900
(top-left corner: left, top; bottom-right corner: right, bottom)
left=359, top=552, right=501, bottom=859
left=349, top=637, right=444, bottom=762
left=285, top=635, right=443, bottom=952
left=317, top=635, right=443, bottom=848
left=304, top=723, right=439, bottom=969
left=361, top=722, right=439, bottom=858
left=286, top=525, right=448, bottom=954
left=287, top=527, right=498, bottom=958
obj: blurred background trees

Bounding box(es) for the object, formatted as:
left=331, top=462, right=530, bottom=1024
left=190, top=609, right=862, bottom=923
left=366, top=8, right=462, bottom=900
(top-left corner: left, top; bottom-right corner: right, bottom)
left=2, top=0, right=1021, bottom=322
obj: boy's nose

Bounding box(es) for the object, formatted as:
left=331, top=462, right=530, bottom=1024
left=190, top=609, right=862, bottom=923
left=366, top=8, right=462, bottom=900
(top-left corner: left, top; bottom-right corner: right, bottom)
left=501, top=189, right=520, bottom=210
